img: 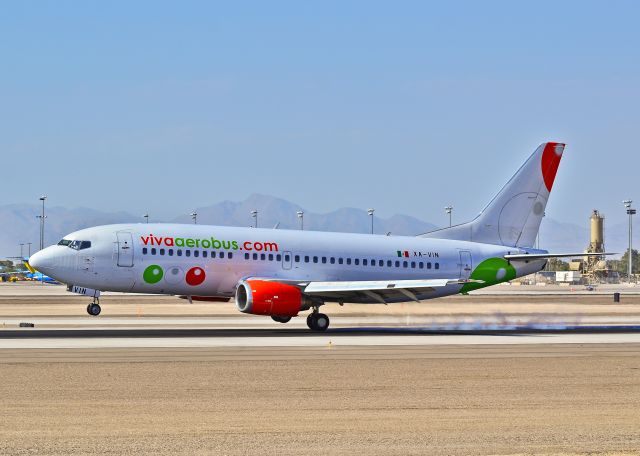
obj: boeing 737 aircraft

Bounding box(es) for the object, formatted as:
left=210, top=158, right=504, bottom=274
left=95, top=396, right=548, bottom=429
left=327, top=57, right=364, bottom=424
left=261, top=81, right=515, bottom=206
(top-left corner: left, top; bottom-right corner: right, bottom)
left=30, top=142, right=604, bottom=330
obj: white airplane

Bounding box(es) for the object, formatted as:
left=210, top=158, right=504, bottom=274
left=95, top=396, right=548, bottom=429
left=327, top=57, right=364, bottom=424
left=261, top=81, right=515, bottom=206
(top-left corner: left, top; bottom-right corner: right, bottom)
left=30, top=142, right=605, bottom=330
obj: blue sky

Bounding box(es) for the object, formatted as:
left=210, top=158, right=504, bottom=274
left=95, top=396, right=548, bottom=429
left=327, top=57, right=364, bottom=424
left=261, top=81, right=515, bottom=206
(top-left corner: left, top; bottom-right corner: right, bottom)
left=2, top=0, right=639, bottom=226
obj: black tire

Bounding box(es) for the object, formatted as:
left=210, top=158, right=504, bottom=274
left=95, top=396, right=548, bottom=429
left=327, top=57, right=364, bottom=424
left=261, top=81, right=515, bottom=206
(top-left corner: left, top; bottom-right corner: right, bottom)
left=271, top=315, right=292, bottom=324
left=306, top=313, right=316, bottom=330
left=87, top=303, right=101, bottom=316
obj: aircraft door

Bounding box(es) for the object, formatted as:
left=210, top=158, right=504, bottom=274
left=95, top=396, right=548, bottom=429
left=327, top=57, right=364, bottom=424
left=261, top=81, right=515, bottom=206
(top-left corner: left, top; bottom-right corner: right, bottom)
left=459, top=250, right=472, bottom=279
left=281, top=251, right=292, bottom=270
left=116, top=232, right=134, bottom=267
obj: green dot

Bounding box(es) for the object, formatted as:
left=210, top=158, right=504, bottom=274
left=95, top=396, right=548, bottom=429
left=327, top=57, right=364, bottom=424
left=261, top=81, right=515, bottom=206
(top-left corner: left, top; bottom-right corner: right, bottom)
left=143, top=265, right=163, bottom=284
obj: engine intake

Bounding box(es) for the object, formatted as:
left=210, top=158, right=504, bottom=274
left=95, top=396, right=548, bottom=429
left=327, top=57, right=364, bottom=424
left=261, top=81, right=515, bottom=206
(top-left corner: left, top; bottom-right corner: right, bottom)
left=235, top=280, right=312, bottom=317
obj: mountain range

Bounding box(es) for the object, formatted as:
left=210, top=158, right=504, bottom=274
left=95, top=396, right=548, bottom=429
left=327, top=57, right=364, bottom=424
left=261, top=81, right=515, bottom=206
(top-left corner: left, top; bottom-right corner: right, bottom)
left=1, top=194, right=637, bottom=258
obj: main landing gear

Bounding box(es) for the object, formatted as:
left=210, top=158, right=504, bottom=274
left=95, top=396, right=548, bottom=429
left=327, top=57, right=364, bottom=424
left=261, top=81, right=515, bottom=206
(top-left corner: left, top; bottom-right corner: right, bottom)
left=86, top=297, right=101, bottom=316
left=307, top=310, right=330, bottom=331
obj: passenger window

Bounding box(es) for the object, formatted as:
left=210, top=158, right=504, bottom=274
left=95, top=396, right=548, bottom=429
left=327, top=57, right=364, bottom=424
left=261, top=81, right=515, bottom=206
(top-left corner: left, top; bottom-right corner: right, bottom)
left=403, top=261, right=408, bottom=268
left=142, top=247, right=148, bottom=255
left=338, top=258, right=343, bottom=265
left=160, top=248, right=165, bottom=255
left=305, top=256, right=310, bottom=263
left=295, top=255, right=300, bottom=262
left=427, top=262, right=432, bottom=269
left=419, top=262, right=424, bottom=269
left=253, top=253, right=258, bottom=260
left=435, top=262, right=439, bottom=269
left=168, top=249, right=174, bottom=256
left=228, top=252, right=233, bottom=259
left=202, top=251, right=207, bottom=258
left=245, top=253, right=250, bottom=260
left=363, top=259, right=368, bottom=266
left=151, top=248, right=156, bottom=255
left=220, top=252, right=225, bottom=259
left=211, top=251, right=216, bottom=258
left=355, top=259, right=360, bottom=265
left=268, top=254, right=273, bottom=261
left=276, top=254, right=282, bottom=261
left=321, top=257, right=327, bottom=264
left=378, top=260, right=383, bottom=267
left=313, top=256, right=318, bottom=263
left=387, top=260, right=392, bottom=267
left=372, top=260, right=376, bottom=267
left=347, top=258, right=351, bottom=265
left=395, top=260, right=400, bottom=267
left=285, top=254, right=290, bottom=262
left=261, top=253, right=266, bottom=260
left=194, top=250, right=199, bottom=258
left=330, top=257, right=335, bottom=264
left=185, top=250, right=190, bottom=257
left=177, top=250, right=182, bottom=256
left=411, top=261, right=416, bottom=268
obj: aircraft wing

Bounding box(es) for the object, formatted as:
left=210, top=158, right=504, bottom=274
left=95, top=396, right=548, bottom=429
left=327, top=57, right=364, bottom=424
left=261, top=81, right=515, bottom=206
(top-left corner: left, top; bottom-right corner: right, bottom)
left=505, top=252, right=616, bottom=261
left=301, top=278, right=482, bottom=303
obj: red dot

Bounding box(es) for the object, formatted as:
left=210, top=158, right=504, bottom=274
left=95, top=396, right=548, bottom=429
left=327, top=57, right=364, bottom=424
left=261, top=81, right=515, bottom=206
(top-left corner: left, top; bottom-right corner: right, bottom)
left=186, top=267, right=206, bottom=286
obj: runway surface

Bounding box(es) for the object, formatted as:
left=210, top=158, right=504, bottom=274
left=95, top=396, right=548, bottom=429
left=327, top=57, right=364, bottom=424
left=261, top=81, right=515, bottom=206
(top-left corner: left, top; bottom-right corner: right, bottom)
left=2, top=286, right=640, bottom=454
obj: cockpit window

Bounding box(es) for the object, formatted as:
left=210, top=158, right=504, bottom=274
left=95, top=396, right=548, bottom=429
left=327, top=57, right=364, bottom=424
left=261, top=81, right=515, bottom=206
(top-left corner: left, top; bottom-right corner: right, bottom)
left=68, top=240, right=92, bottom=250
left=58, top=239, right=72, bottom=246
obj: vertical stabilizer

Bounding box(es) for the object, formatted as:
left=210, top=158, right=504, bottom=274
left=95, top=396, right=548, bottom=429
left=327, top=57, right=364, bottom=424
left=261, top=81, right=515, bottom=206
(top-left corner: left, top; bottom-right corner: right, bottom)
left=422, top=142, right=565, bottom=248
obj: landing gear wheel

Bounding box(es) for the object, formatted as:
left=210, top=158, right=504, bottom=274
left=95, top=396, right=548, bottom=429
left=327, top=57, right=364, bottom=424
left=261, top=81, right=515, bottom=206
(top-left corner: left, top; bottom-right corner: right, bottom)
left=87, top=303, right=101, bottom=316
left=271, top=315, right=292, bottom=324
left=307, top=313, right=330, bottom=331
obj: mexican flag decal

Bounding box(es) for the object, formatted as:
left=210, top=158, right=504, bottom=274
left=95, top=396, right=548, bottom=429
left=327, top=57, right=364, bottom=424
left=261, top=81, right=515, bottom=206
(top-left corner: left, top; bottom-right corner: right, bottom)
left=396, top=250, right=409, bottom=258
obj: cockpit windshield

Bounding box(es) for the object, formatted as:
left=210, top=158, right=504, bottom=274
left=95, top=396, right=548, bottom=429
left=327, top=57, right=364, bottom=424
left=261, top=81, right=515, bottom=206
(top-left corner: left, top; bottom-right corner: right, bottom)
left=58, top=239, right=91, bottom=250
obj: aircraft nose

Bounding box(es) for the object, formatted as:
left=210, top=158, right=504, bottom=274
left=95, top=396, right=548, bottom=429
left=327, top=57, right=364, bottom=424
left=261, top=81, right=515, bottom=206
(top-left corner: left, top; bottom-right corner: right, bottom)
left=29, top=248, right=55, bottom=275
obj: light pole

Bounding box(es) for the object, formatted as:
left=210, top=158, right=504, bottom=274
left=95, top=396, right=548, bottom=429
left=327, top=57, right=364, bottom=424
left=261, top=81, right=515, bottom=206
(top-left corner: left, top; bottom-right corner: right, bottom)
left=251, top=210, right=258, bottom=228
left=297, top=211, right=304, bottom=230
left=624, top=200, right=635, bottom=283
left=27, top=243, right=32, bottom=257
left=143, top=213, right=149, bottom=224
left=37, top=196, right=47, bottom=251
left=367, top=208, right=375, bottom=234
left=19, top=243, right=24, bottom=258
left=191, top=211, right=198, bottom=224
left=445, top=206, right=453, bottom=227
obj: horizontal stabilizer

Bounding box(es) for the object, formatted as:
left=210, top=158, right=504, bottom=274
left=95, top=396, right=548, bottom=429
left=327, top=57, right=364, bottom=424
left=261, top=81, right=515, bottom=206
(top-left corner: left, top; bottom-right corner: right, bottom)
left=505, top=252, right=616, bottom=261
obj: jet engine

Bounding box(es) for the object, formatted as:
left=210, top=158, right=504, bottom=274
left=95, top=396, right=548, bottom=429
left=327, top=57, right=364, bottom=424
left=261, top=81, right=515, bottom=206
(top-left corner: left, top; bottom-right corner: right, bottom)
left=235, top=280, right=313, bottom=316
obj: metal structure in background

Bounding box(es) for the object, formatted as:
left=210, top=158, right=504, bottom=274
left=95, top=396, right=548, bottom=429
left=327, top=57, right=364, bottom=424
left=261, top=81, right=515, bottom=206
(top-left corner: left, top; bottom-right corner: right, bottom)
left=37, top=196, right=47, bottom=251
left=445, top=206, right=453, bottom=227
left=251, top=210, right=258, bottom=228
left=190, top=211, right=198, bottom=225
left=624, top=200, right=635, bottom=283
left=143, top=213, right=149, bottom=224
left=297, top=211, right=304, bottom=230
left=27, top=243, right=32, bottom=257
left=367, top=208, right=375, bottom=234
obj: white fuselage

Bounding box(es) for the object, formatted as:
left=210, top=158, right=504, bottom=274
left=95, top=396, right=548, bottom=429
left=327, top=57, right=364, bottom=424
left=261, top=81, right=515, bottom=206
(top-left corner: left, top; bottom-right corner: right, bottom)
left=30, top=223, right=545, bottom=303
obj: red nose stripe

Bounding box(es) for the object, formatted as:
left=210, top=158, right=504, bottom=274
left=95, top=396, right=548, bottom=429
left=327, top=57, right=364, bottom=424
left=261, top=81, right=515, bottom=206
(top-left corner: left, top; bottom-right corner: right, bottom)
left=541, top=142, right=564, bottom=192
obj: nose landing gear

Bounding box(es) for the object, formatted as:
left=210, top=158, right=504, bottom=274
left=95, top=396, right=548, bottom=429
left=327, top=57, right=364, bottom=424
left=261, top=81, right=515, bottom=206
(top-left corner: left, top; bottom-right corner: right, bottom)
left=86, top=297, right=101, bottom=316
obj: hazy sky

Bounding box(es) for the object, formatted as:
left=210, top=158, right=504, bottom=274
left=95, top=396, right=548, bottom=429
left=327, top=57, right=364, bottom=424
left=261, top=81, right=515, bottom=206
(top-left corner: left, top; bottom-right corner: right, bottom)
left=2, top=1, right=639, bottom=226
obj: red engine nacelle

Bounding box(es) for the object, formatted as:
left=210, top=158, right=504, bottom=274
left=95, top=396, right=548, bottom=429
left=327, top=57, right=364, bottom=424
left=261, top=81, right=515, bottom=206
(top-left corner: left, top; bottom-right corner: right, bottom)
left=235, top=280, right=311, bottom=317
